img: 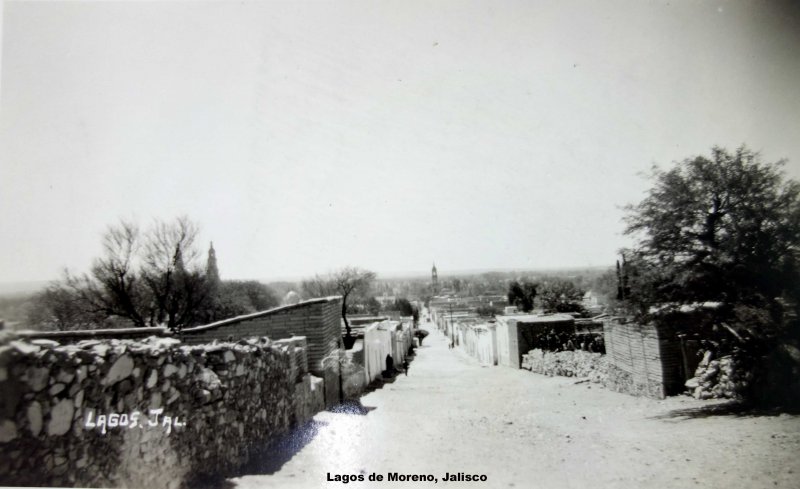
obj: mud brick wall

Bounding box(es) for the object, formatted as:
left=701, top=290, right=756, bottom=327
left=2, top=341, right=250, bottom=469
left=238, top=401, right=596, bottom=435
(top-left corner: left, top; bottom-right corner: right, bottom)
left=181, top=297, right=343, bottom=406
left=602, top=319, right=683, bottom=399
left=0, top=335, right=322, bottom=488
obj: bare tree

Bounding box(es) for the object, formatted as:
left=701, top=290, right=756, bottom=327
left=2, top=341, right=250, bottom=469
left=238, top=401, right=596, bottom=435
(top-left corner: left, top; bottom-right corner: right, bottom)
left=333, top=267, right=376, bottom=338
left=62, top=220, right=150, bottom=327
left=300, top=274, right=338, bottom=299
left=301, top=266, right=376, bottom=339
left=30, top=216, right=211, bottom=332
left=140, top=216, right=208, bottom=332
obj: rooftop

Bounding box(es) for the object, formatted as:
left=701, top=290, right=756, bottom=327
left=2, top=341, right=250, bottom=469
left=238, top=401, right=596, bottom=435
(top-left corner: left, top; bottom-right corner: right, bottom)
left=497, top=313, right=575, bottom=323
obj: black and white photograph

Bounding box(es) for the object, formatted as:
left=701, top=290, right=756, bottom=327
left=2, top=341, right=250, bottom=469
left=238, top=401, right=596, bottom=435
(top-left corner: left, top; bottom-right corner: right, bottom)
left=1, top=1, right=799, bottom=488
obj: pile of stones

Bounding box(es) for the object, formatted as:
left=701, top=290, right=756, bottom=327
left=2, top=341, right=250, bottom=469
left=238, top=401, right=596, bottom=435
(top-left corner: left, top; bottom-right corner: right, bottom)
left=685, top=351, right=753, bottom=400
left=522, top=349, right=608, bottom=383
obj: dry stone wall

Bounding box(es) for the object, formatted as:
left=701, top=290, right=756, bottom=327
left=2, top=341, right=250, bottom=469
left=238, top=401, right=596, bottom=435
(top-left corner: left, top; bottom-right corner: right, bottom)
left=0, top=334, right=323, bottom=488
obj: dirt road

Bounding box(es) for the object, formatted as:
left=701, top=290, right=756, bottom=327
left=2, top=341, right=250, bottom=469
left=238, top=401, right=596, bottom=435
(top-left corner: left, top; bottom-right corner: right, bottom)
left=229, top=321, right=800, bottom=489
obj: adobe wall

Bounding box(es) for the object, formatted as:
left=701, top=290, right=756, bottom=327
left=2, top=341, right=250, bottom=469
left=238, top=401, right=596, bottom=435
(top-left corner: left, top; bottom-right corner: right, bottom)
left=0, top=334, right=322, bottom=488
left=181, top=297, right=343, bottom=406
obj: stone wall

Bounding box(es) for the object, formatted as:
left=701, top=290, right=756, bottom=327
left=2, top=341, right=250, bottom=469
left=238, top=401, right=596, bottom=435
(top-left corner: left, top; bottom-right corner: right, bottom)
left=0, top=334, right=323, bottom=488
left=521, top=349, right=607, bottom=383
left=16, top=327, right=172, bottom=344
left=181, top=297, right=342, bottom=407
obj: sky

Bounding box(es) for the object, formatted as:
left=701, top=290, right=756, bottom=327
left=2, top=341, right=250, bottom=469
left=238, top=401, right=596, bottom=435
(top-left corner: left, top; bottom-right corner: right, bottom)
left=1, top=0, right=799, bottom=283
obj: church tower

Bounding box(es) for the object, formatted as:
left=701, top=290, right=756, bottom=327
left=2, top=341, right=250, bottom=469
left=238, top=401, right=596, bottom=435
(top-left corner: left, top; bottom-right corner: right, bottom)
left=431, top=262, right=439, bottom=292
left=206, top=242, right=220, bottom=288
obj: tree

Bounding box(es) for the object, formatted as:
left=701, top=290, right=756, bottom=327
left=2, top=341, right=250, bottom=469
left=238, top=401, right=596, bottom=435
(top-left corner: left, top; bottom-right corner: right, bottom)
left=538, top=279, right=585, bottom=313
left=391, top=298, right=414, bottom=317
left=27, top=284, right=103, bottom=330
left=300, top=275, right=338, bottom=299
left=365, top=297, right=382, bottom=315
left=212, top=280, right=279, bottom=319
left=476, top=305, right=500, bottom=318
left=61, top=220, right=151, bottom=328
left=31, top=217, right=213, bottom=332
left=623, top=146, right=800, bottom=331
left=507, top=280, right=538, bottom=312
left=301, top=267, right=376, bottom=339
left=333, top=267, right=376, bottom=338
left=139, top=217, right=211, bottom=332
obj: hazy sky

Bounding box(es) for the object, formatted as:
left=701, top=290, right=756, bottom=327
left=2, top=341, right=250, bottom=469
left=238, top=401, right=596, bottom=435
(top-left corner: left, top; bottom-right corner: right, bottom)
left=1, top=0, right=799, bottom=283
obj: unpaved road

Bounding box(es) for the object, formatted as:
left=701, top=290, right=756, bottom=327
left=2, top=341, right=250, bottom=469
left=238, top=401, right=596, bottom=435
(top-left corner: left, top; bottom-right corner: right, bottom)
left=229, top=320, right=800, bottom=489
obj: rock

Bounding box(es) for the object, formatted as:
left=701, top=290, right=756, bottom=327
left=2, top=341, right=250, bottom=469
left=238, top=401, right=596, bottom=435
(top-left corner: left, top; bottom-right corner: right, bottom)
left=223, top=351, right=236, bottom=363
left=25, top=366, right=50, bottom=392
left=685, top=377, right=700, bottom=389
left=198, top=368, right=221, bottom=391
left=0, top=346, right=15, bottom=366
left=164, top=364, right=179, bottom=378
left=31, top=339, right=60, bottom=348
left=166, top=390, right=180, bottom=405
left=146, top=369, right=158, bottom=388
left=178, top=364, right=187, bottom=379
left=76, top=340, right=101, bottom=349
left=47, top=399, right=75, bottom=436
left=0, top=419, right=18, bottom=442
left=147, top=337, right=181, bottom=349
left=102, top=354, right=134, bottom=386
left=197, top=389, right=213, bottom=404
left=118, top=378, right=133, bottom=395
left=9, top=340, right=41, bottom=355
left=150, top=392, right=163, bottom=409
left=75, top=389, right=84, bottom=408
left=49, top=383, right=66, bottom=396
left=76, top=366, right=88, bottom=383
left=91, top=344, right=111, bottom=357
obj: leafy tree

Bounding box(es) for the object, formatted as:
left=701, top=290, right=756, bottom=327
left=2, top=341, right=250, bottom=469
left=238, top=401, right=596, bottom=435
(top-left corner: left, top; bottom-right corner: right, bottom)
left=538, top=279, right=585, bottom=313
left=391, top=298, right=414, bottom=316
left=507, top=280, right=538, bottom=312
left=589, top=266, right=618, bottom=306
left=476, top=305, right=500, bottom=318
left=211, top=280, right=279, bottom=319
left=365, top=297, right=382, bottom=315
left=623, top=146, right=800, bottom=332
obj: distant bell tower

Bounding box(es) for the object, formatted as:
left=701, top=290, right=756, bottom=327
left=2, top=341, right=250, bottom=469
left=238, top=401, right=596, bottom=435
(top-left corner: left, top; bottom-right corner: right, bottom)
left=206, top=241, right=220, bottom=288
left=431, top=262, right=438, bottom=291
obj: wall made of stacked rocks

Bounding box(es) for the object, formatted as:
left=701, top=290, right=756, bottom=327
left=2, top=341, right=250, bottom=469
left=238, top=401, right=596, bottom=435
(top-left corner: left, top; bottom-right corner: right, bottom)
left=684, top=352, right=753, bottom=400
left=521, top=349, right=607, bottom=383
left=0, top=334, right=322, bottom=488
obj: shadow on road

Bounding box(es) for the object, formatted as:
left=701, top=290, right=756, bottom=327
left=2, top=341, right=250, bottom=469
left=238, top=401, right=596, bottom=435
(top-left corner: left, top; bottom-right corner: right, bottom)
left=188, top=421, right=328, bottom=488
left=328, top=398, right=376, bottom=415
left=246, top=420, right=327, bottom=474
left=651, top=400, right=800, bottom=420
